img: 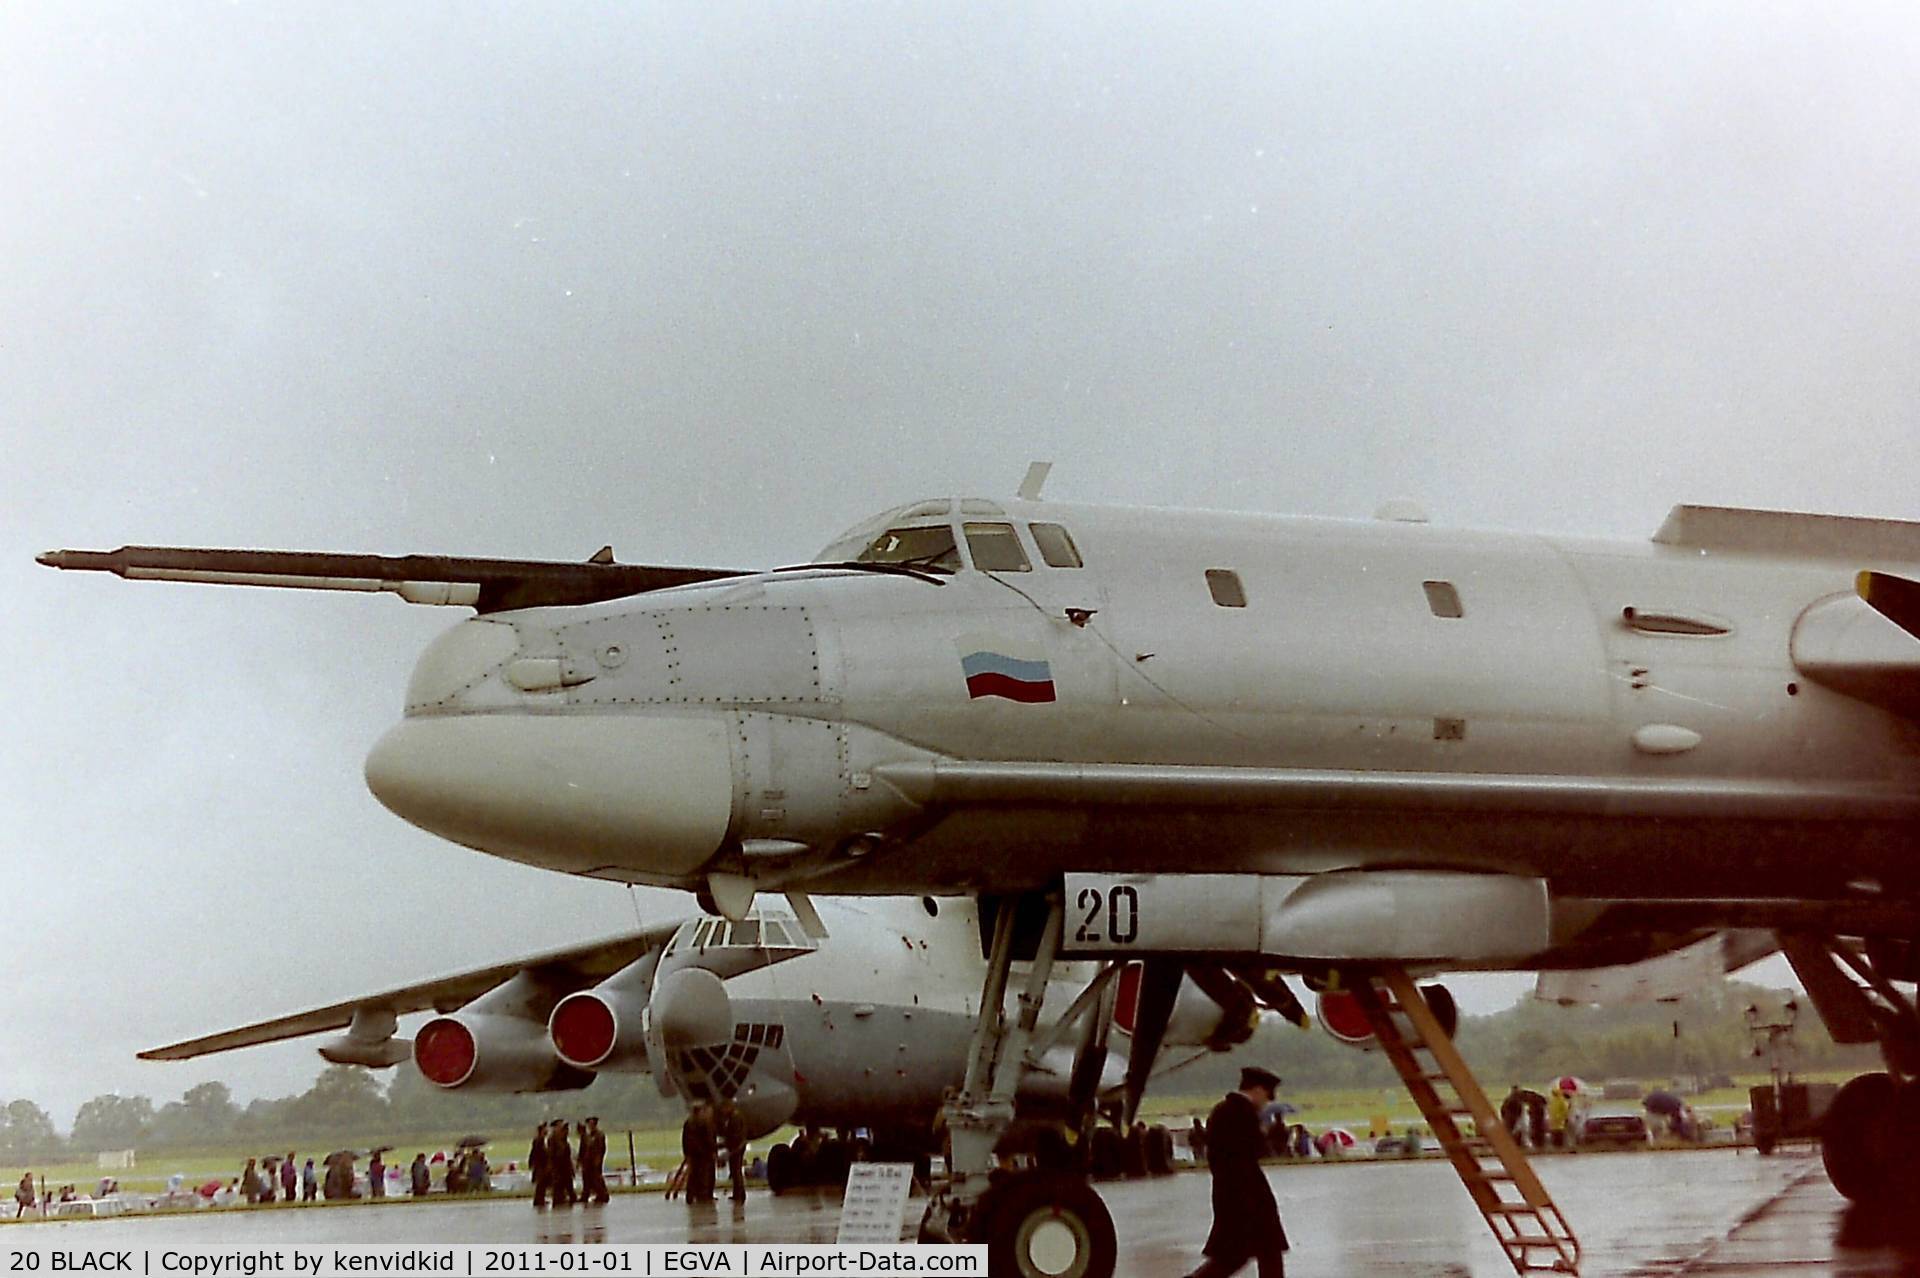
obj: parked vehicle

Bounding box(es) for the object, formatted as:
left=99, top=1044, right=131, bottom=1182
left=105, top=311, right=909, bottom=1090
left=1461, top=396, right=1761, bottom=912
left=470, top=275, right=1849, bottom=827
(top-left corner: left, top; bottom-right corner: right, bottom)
left=1579, top=1113, right=1652, bottom=1147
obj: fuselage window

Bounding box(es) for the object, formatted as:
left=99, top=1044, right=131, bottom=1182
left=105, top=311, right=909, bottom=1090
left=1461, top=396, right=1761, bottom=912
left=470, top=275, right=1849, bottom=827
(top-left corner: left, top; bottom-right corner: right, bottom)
left=1206, top=569, right=1247, bottom=608
left=1422, top=580, right=1464, bottom=618
left=1029, top=522, right=1084, bottom=568
left=964, top=522, right=1033, bottom=572
left=857, top=524, right=962, bottom=572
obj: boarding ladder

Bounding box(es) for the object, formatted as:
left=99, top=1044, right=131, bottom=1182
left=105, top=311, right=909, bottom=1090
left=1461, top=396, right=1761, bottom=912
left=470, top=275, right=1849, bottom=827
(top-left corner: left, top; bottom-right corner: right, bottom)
left=1351, top=967, right=1581, bottom=1275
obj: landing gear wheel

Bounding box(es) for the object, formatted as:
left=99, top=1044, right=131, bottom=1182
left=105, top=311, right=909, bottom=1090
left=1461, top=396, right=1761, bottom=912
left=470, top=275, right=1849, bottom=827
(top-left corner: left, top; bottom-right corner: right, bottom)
left=976, top=1172, right=1118, bottom=1278
left=815, top=1139, right=850, bottom=1187
left=1146, top=1125, right=1175, bottom=1176
left=1892, top=1084, right=1920, bottom=1206
left=765, top=1143, right=794, bottom=1195
left=1822, top=1072, right=1898, bottom=1204
left=1088, top=1127, right=1123, bottom=1180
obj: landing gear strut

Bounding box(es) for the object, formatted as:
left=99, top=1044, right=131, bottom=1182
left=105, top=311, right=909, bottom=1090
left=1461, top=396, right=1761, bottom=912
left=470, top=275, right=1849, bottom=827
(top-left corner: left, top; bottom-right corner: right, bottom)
left=923, top=894, right=1119, bottom=1278
left=1782, top=934, right=1920, bottom=1209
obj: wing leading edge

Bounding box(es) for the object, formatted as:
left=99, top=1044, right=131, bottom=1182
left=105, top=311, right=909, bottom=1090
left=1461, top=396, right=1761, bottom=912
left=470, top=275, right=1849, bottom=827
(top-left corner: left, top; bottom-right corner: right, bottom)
left=139, top=921, right=684, bottom=1061
left=37, top=546, right=747, bottom=613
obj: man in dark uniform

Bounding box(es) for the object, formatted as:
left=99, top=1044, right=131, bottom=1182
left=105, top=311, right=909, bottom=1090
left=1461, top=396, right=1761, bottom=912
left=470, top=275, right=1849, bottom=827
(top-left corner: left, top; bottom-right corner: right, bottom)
left=715, top=1099, right=748, bottom=1203
left=1186, top=1066, right=1288, bottom=1278
left=546, top=1119, right=577, bottom=1206
left=682, top=1102, right=717, bottom=1205
left=529, top=1122, right=550, bottom=1208
left=578, top=1117, right=610, bottom=1204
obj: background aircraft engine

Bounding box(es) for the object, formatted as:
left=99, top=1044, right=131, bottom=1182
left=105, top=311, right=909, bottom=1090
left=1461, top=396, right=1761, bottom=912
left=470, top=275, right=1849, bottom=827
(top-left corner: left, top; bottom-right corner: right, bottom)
left=414, top=1012, right=594, bottom=1092
left=550, top=987, right=650, bottom=1071
left=1316, top=983, right=1458, bottom=1050
left=549, top=948, right=660, bottom=1072
left=1114, top=963, right=1259, bottom=1052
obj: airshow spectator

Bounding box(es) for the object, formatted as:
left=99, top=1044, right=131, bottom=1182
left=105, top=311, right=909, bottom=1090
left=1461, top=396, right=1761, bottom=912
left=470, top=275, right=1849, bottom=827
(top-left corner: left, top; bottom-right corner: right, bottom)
left=280, top=1153, right=297, bottom=1203
left=410, top=1153, right=430, bottom=1197
left=579, top=1118, right=609, bottom=1204
left=529, top=1122, right=550, bottom=1208
left=546, top=1120, right=577, bottom=1207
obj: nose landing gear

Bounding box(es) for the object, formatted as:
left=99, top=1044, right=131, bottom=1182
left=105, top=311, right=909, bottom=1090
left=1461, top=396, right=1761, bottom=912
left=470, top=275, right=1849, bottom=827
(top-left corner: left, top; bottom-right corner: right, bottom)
left=923, top=893, right=1120, bottom=1278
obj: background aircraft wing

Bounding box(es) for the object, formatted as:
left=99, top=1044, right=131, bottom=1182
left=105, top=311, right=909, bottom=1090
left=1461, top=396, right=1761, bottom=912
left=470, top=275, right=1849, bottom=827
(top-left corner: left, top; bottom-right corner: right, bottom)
left=37, top=545, right=748, bottom=612
left=139, top=921, right=685, bottom=1060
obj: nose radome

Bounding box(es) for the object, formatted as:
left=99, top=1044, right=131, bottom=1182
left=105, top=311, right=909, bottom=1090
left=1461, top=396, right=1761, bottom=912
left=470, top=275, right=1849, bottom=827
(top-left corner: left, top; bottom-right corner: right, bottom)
left=364, top=714, right=733, bottom=884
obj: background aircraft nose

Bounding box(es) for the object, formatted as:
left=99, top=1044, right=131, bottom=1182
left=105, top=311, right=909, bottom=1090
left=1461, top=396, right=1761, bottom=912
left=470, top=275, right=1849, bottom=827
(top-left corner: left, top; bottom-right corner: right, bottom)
left=364, top=714, right=734, bottom=884
left=652, top=967, right=734, bottom=1049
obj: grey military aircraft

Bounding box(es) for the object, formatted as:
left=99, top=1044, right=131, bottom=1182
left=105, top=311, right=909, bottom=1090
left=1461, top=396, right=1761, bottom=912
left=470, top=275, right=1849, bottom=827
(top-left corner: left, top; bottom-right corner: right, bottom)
left=137, top=894, right=1254, bottom=1190
left=41, top=480, right=1920, bottom=1275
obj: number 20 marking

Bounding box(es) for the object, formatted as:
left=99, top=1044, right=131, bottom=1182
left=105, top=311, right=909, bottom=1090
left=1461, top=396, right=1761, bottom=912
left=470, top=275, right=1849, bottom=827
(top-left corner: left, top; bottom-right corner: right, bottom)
left=1075, top=884, right=1140, bottom=945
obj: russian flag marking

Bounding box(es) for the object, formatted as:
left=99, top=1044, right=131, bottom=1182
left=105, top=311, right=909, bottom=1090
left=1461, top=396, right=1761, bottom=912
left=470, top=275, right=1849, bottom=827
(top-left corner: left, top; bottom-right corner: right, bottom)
left=959, top=649, right=1056, bottom=703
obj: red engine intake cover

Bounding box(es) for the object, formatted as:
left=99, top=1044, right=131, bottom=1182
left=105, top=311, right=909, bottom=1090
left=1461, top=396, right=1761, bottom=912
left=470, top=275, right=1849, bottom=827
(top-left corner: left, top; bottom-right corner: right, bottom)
left=414, top=1018, right=479, bottom=1088
left=1316, top=990, right=1377, bottom=1046
left=550, top=995, right=618, bottom=1069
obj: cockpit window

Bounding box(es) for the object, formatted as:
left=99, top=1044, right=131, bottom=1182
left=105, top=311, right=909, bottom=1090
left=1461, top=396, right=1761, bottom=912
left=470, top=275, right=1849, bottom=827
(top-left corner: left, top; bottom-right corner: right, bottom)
left=964, top=522, right=1032, bottom=572
left=857, top=525, right=962, bottom=571
left=1029, top=523, right=1083, bottom=568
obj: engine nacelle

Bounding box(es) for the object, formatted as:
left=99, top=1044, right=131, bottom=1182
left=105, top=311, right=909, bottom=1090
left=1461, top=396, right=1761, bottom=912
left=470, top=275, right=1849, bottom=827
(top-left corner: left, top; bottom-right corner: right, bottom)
left=1113, top=963, right=1259, bottom=1052
left=1317, top=983, right=1458, bottom=1051
left=549, top=947, right=660, bottom=1071
left=414, top=1012, right=594, bottom=1092
left=413, top=969, right=595, bottom=1092
left=551, top=986, right=652, bottom=1071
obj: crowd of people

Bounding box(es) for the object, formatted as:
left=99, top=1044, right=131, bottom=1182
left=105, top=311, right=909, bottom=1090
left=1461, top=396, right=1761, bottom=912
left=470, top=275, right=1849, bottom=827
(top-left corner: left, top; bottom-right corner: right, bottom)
left=527, top=1116, right=610, bottom=1207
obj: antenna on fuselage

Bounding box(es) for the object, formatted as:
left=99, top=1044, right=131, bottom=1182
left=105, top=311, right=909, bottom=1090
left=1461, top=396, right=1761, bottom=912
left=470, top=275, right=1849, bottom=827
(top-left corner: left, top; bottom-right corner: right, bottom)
left=1018, top=461, right=1053, bottom=501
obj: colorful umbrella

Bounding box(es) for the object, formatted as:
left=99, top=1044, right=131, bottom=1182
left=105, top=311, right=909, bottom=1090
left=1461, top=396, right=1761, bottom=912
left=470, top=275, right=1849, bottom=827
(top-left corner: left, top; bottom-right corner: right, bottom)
left=1314, top=1127, right=1357, bottom=1154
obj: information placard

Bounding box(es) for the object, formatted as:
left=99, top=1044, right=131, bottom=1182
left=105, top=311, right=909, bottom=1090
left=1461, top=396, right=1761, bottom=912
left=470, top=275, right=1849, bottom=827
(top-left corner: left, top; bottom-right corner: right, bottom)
left=835, top=1161, right=915, bottom=1244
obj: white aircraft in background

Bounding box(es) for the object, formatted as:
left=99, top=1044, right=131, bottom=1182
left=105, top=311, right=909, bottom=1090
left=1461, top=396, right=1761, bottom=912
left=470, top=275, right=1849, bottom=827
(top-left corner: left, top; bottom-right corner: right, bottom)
left=44, top=470, right=1920, bottom=1274
left=141, top=895, right=1278, bottom=1190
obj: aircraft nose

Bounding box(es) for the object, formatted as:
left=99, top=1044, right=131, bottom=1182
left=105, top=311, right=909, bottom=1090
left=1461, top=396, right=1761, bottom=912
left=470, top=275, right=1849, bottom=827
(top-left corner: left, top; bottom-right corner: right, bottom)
left=364, top=714, right=734, bottom=884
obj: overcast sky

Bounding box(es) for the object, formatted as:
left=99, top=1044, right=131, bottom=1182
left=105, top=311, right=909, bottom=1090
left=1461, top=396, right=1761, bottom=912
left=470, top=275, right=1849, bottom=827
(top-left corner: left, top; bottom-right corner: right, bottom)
left=6, top=2, right=1914, bottom=1123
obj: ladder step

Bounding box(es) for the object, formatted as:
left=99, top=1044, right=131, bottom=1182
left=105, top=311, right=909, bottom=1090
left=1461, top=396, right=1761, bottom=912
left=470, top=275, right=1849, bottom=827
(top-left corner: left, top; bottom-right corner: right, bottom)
left=1506, top=1236, right=1571, bottom=1248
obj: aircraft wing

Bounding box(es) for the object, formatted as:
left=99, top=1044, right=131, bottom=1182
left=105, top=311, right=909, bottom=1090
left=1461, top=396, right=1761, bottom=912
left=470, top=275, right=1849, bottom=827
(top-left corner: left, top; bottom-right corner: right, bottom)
left=139, top=921, right=684, bottom=1060
left=36, top=546, right=747, bottom=613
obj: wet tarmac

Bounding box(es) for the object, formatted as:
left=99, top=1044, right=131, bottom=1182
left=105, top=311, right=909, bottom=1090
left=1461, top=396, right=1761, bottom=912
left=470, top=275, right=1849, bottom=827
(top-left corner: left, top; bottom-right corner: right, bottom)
left=7, top=1148, right=1917, bottom=1275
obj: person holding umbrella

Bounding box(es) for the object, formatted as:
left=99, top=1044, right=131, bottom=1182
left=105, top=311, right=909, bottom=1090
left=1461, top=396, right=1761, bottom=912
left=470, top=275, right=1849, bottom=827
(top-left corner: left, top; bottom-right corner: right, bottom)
left=1185, top=1066, right=1289, bottom=1278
